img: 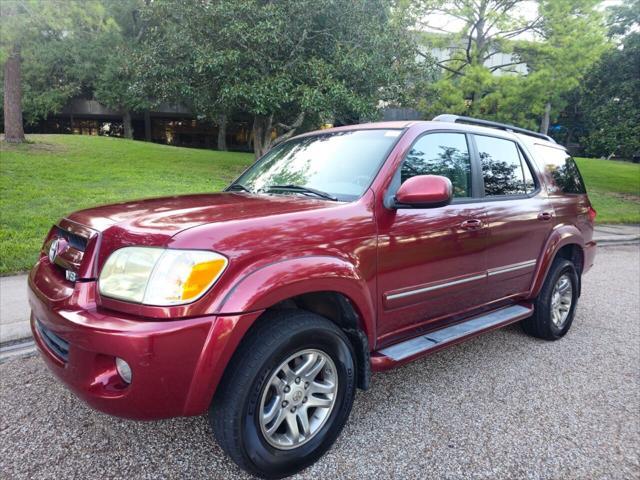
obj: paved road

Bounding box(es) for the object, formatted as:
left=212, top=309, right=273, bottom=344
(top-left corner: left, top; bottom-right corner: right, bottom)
left=1, top=245, right=638, bottom=479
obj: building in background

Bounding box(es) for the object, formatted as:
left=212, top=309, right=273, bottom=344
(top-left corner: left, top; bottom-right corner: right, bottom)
left=25, top=99, right=253, bottom=152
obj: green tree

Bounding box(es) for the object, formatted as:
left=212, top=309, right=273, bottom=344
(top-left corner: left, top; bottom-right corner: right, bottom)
left=413, top=0, right=542, bottom=120
left=133, top=0, right=236, bottom=149
left=519, top=0, right=608, bottom=134
left=412, top=0, right=607, bottom=134
left=415, top=0, right=541, bottom=79
left=606, top=0, right=640, bottom=38
left=139, top=0, right=420, bottom=157
left=93, top=0, right=152, bottom=139
left=0, top=0, right=112, bottom=142
left=577, top=1, right=640, bottom=159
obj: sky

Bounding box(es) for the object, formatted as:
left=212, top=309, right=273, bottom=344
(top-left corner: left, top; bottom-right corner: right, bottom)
left=421, top=0, right=622, bottom=40
left=422, top=1, right=538, bottom=39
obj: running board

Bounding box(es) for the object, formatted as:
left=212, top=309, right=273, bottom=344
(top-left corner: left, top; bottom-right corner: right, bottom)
left=371, top=304, right=533, bottom=370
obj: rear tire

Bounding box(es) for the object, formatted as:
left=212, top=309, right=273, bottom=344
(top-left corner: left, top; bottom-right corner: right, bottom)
left=210, top=309, right=356, bottom=479
left=522, top=258, right=579, bottom=340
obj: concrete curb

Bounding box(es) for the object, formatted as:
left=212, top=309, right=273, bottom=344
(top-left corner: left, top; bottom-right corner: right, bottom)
left=0, top=339, right=36, bottom=364
left=593, top=224, right=640, bottom=246
left=597, top=239, right=640, bottom=247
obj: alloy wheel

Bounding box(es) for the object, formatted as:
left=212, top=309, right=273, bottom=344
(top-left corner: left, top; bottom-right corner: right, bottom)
left=551, top=273, right=573, bottom=329
left=259, top=349, right=338, bottom=450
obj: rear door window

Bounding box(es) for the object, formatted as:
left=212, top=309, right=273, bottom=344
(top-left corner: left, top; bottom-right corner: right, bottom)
left=533, top=144, right=586, bottom=194
left=400, top=132, right=472, bottom=198
left=475, top=135, right=535, bottom=196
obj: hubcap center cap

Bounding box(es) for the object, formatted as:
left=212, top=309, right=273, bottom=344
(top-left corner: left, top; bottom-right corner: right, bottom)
left=290, top=388, right=304, bottom=404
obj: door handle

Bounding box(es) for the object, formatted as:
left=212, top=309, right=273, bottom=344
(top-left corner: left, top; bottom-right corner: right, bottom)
left=537, top=211, right=553, bottom=221
left=460, top=219, right=483, bottom=230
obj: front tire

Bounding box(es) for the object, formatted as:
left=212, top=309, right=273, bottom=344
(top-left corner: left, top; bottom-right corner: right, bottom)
left=210, top=310, right=356, bottom=479
left=522, top=258, right=580, bottom=340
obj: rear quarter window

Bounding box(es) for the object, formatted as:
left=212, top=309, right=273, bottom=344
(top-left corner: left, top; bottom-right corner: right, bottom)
left=533, top=144, right=586, bottom=194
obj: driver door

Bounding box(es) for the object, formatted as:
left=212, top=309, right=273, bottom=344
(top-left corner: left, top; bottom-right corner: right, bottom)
left=375, top=131, right=490, bottom=345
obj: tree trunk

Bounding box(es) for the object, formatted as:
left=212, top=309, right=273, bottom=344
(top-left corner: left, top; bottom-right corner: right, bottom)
left=217, top=114, right=228, bottom=151
left=123, top=110, right=133, bottom=139
left=144, top=111, right=151, bottom=141
left=273, top=112, right=305, bottom=145
left=252, top=115, right=273, bottom=158
left=3, top=45, right=25, bottom=143
left=470, top=91, right=480, bottom=114
left=251, top=113, right=305, bottom=158
left=540, top=101, right=551, bottom=135
left=564, top=126, right=574, bottom=145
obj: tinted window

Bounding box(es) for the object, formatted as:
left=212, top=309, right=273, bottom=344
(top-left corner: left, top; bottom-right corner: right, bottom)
left=476, top=135, right=534, bottom=196
left=534, top=145, right=586, bottom=194
left=234, top=129, right=401, bottom=201
left=401, top=133, right=471, bottom=198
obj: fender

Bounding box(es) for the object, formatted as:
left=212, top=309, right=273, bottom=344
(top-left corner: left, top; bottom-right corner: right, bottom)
left=182, top=309, right=264, bottom=416
left=528, top=224, right=585, bottom=298
left=182, top=256, right=376, bottom=414
left=215, top=255, right=377, bottom=346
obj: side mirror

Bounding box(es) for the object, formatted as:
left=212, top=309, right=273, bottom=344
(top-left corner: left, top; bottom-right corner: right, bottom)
left=394, top=175, right=453, bottom=208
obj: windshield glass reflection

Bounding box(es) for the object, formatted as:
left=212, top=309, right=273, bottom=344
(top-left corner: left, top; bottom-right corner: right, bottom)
left=232, top=129, right=402, bottom=201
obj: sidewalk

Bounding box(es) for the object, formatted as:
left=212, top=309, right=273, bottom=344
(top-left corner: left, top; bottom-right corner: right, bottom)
left=592, top=224, right=640, bottom=245
left=1, top=224, right=638, bottom=347
left=0, top=275, right=30, bottom=344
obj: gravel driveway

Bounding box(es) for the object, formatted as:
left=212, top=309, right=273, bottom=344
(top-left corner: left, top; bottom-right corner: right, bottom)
left=1, top=245, right=638, bottom=479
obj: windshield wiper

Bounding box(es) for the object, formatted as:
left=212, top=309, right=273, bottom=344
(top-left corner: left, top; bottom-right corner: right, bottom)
left=227, top=183, right=252, bottom=193
left=265, top=184, right=338, bottom=201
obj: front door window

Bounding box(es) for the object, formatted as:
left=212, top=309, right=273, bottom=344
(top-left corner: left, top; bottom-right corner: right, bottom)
left=400, top=132, right=472, bottom=198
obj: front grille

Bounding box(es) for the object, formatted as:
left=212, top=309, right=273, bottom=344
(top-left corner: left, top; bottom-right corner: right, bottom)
left=54, top=226, right=88, bottom=251
left=35, top=319, right=69, bottom=362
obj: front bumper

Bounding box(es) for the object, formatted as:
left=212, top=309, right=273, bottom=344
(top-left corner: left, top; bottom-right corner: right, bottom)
left=28, top=276, right=261, bottom=420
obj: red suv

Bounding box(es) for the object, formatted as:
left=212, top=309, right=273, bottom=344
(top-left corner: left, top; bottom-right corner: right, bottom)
left=29, top=115, right=596, bottom=478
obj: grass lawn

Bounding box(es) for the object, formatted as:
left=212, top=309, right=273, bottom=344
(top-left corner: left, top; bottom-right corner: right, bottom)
left=1, top=136, right=638, bottom=275
left=1, top=135, right=253, bottom=274
left=575, top=157, right=640, bottom=224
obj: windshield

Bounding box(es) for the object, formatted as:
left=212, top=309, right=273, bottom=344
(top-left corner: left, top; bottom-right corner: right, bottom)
left=231, top=129, right=402, bottom=201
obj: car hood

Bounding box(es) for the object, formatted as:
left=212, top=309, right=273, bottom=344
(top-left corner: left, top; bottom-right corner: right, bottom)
left=66, top=192, right=336, bottom=236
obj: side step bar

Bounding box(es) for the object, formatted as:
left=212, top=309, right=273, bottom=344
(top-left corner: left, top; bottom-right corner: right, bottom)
left=371, top=303, right=533, bottom=371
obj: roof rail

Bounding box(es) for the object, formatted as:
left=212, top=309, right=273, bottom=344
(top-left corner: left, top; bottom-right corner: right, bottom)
left=432, top=114, right=556, bottom=143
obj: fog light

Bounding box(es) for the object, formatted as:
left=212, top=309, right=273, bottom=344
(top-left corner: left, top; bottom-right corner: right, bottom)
left=115, top=357, right=132, bottom=384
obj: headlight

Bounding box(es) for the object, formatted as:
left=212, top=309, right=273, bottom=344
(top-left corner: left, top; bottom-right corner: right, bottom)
left=98, top=247, right=228, bottom=306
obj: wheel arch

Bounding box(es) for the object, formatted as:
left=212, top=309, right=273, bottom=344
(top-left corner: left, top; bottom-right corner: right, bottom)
left=215, top=255, right=376, bottom=345
left=265, top=291, right=372, bottom=390
left=213, top=256, right=376, bottom=391
left=529, top=225, right=585, bottom=298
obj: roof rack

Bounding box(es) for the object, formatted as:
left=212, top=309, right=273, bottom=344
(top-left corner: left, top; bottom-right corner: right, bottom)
left=432, top=114, right=556, bottom=143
